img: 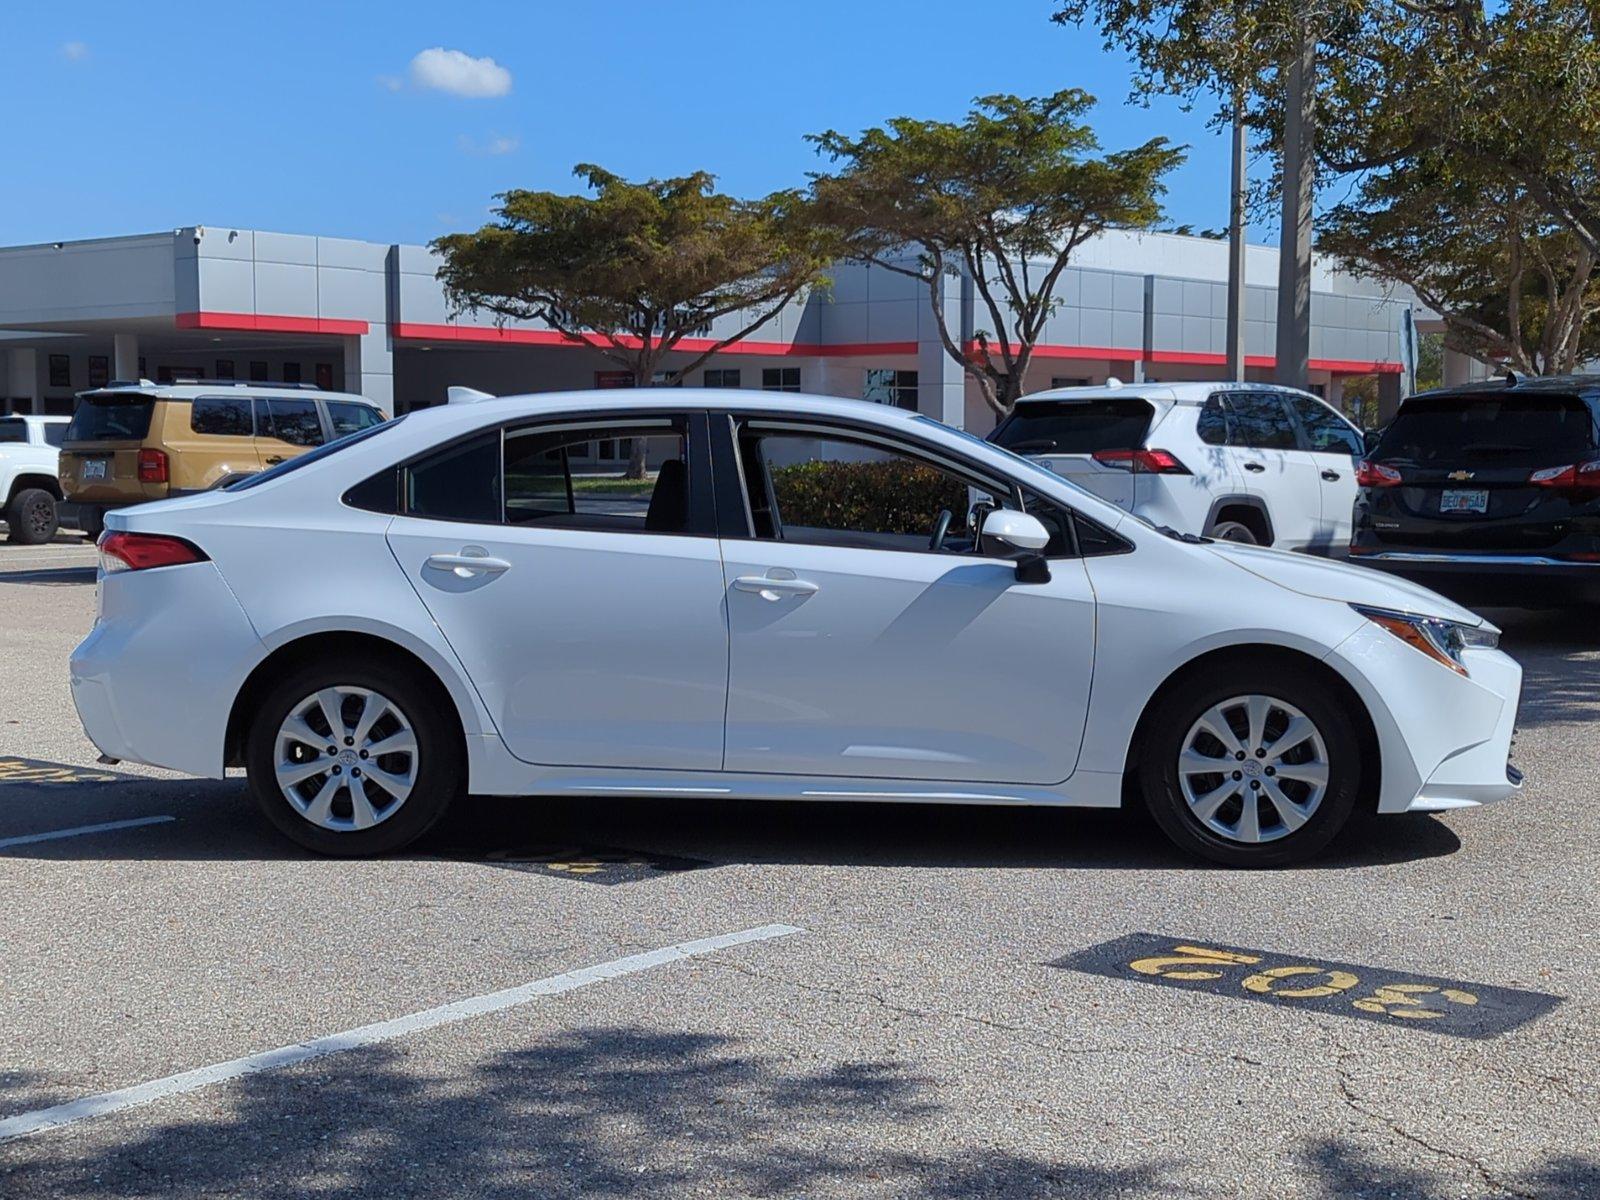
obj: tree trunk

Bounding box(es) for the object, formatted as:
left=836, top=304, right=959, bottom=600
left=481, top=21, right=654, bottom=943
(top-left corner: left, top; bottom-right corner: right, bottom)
left=1275, top=22, right=1316, bottom=392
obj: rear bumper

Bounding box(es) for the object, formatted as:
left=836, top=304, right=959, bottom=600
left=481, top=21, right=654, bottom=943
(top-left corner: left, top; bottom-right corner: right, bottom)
left=1348, top=550, right=1600, bottom=605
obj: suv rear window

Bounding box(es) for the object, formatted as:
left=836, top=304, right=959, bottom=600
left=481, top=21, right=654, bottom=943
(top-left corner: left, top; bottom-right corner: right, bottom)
left=65, top=394, right=155, bottom=441
left=990, top=398, right=1155, bottom=454
left=1376, top=394, right=1598, bottom=465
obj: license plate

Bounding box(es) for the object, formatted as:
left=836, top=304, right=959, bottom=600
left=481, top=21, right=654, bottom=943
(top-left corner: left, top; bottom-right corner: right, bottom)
left=1440, top=488, right=1489, bottom=514
left=81, top=459, right=108, bottom=481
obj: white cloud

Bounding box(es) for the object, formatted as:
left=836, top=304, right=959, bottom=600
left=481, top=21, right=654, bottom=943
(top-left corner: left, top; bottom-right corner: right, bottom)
left=458, top=132, right=520, bottom=156
left=60, top=41, right=89, bottom=62
left=409, top=48, right=511, bottom=98
left=376, top=74, right=403, bottom=92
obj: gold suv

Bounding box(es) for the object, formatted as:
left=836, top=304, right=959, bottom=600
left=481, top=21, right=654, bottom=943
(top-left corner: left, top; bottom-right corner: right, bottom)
left=60, top=382, right=386, bottom=534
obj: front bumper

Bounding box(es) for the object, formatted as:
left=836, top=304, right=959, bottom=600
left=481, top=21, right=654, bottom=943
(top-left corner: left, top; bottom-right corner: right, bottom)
left=1348, top=549, right=1600, bottom=605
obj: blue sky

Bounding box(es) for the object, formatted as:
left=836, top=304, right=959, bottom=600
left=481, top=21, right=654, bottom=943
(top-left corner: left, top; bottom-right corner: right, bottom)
left=3, top=0, right=1251, bottom=249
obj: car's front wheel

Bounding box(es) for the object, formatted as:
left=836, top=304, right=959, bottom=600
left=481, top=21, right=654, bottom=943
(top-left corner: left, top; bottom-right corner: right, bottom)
left=1137, top=662, right=1361, bottom=867
left=245, top=659, right=462, bottom=856
left=6, top=488, right=60, bottom=545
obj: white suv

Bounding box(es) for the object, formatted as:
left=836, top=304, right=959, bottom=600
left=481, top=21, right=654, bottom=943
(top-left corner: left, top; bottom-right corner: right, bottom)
left=0, top=414, right=70, bottom=544
left=990, top=382, right=1366, bottom=552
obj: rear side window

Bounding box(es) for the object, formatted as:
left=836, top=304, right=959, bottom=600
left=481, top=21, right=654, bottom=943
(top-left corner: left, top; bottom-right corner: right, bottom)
left=261, top=398, right=325, bottom=447
left=990, top=398, right=1155, bottom=454
left=65, top=395, right=154, bottom=441
left=0, top=419, right=24, bottom=444
left=1376, top=394, right=1598, bottom=465
left=503, top=421, right=689, bottom=533
left=1224, top=392, right=1298, bottom=450
left=404, top=432, right=502, bottom=523
left=1285, top=392, right=1362, bottom=455
left=228, top=415, right=407, bottom=493
left=326, top=401, right=385, bottom=437
left=191, top=396, right=255, bottom=437
left=41, top=423, right=66, bottom=448
left=1197, top=396, right=1229, bottom=445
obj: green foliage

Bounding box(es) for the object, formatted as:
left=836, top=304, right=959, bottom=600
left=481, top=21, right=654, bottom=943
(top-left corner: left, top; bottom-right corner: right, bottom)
left=809, top=92, right=1183, bottom=415
left=770, top=459, right=968, bottom=536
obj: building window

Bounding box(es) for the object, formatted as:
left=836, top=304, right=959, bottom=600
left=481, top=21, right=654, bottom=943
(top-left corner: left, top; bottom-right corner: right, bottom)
left=216, top=359, right=235, bottom=380
left=249, top=361, right=268, bottom=382
left=48, top=355, right=71, bottom=388
left=864, top=368, right=918, bottom=411
left=703, top=368, right=741, bottom=388
left=1051, top=376, right=1091, bottom=389
left=762, top=367, right=801, bottom=393
left=87, top=356, right=109, bottom=388
left=283, top=362, right=303, bottom=384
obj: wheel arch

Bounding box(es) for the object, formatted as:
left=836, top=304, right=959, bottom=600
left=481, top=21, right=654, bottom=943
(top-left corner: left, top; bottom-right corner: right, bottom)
left=5, top=473, right=64, bottom=504
left=1120, top=643, right=1381, bottom=812
left=1203, top=495, right=1273, bottom=545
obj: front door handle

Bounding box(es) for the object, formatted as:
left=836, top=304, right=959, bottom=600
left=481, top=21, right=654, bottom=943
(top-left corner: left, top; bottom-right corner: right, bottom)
left=1243, top=462, right=1266, bottom=473
left=264, top=455, right=287, bottom=465
left=1321, top=469, right=1341, bottom=481
left=427, top=550, right=512, bottom=578
left=733, top=574, right=820, bottom=601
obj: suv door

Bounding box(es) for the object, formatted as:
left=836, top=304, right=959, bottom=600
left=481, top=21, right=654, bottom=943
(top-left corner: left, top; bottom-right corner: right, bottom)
left=1221, top=390, right=1323, bottom=550
left=715, top=415, right=1095, bottom=785
left=1282, top=391, right=1364, bottom=548
left=255, top=396, right=326, bottom=467
left=383, top=412, right=729, bottom=770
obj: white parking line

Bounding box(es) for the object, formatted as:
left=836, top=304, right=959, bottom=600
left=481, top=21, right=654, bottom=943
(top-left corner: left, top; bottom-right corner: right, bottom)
left=0, top=922, right=803, bottom=1143
left=0, top=816, right=175, bottom=850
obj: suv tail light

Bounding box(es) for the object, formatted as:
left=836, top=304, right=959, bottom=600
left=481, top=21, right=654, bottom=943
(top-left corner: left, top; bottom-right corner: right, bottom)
left=1356, top=460, right=1403, bottom=487
left=1091, top=448, right=1190, bottom=474
left=137, top=448, right=169, bottom=483
left=98, top=531, right=208, bottom=573
left=1529, top=458, right=1600, bottom=490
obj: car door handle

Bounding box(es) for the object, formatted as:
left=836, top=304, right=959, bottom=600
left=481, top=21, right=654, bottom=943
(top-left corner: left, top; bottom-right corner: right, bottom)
left=426, top=552, right=512, bottom=577
left=264, top=455, right=287, bottom=465
left=732, top=575, right=820, bottom=600
left=1243, top=462, right=1266, bottom=473
left=1321, top=469, right=1342, bottom=481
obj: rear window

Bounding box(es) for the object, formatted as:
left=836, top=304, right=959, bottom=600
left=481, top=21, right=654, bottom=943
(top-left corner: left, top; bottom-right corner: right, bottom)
left=990, top=398, right=1155, bottom=454
left=1376, top=394, right=1598, bottom=465
left=65, top=394, right=155, bottom=441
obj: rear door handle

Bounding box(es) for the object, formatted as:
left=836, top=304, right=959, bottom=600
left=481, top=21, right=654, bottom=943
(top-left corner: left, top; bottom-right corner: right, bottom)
left=264, top=455, right=287, bottom=465
left=733, top=575, right=820, bottom=601
left=426, top=551, right=512, bottom=577
left=1321, top=469, right=1342, bottom=481
left=1243, top=462, right=1266, bottom=473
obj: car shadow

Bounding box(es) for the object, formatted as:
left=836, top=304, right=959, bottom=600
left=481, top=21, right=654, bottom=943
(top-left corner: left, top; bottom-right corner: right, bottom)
left=0, top=776, right=1462, bottom=871
left=1483, top=607, right=1600, bottom=729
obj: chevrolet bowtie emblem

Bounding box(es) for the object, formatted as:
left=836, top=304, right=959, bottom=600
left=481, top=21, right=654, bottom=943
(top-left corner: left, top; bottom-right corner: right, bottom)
left=1447, top=470, right=1475, bottom=481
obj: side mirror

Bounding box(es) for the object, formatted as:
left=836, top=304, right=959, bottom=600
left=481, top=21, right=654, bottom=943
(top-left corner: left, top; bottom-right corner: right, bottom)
left=980, top=510, right=1052, bottom=584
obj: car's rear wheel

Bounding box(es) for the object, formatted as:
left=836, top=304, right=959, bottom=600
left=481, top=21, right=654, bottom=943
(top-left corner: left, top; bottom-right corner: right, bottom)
left=245, top=659, right=461, bottom=856
left=1137, top=663, right=1360, bottom=867
left=6, top=488, right=59, bottom=545
left=1210, top=519, right=1257, bottom=544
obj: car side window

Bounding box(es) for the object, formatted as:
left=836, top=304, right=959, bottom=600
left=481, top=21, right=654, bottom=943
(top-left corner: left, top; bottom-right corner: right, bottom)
left=1225, top=392, right=1298, bottom=450
left=503, top=420, right=691, bottom=533
left=325, top=401, right=384, bottom=438
left=405, top=432, right=502, bottom=523
left=1197, top=396, right=1230, bottom=445
left=1284, top=392, right=1363, bottom=456
left=191, top=396, right=255, bottom=437
left=736, top=423, right=1002, bottom=554
left=261, top=398, right=325, bottom=447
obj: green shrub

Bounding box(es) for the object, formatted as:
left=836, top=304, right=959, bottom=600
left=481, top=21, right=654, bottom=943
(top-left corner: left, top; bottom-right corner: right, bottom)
left=770, top=458, right=968, bottom=535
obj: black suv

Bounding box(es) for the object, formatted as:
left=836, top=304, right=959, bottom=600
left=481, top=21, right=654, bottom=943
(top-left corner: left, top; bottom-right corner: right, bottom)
left=1350, top=375, right=1600, bottom=604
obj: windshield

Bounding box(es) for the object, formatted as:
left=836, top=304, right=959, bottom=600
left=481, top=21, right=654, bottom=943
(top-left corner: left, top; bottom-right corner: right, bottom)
left=990, top=398, right=1155, bottom=454
left=65, top=394, right=155, bottom=441
left=226, top=414, right=405, bottom=492
left=1375, top=394, right=1598, bottom=465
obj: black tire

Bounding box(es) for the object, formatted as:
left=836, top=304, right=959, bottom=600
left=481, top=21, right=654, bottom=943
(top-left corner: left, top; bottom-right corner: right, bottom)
left=245, top=657, right=462, bottom=856
left=5, top=488, right=60, bottom=545
left=1209, top=519, right=1258, bottom=545
left=1137, top=660, right=1362, bottom=867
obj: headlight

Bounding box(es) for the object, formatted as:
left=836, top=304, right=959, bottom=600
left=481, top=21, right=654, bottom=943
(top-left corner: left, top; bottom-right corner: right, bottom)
left=1351, top=605, right=1498, bottom=675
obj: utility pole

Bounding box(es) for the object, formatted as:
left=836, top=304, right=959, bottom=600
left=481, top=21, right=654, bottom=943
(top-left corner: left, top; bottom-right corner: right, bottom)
left=1275, top=22, right=1316, bottom=392
left=1225, top=88, right=1247, bottom=382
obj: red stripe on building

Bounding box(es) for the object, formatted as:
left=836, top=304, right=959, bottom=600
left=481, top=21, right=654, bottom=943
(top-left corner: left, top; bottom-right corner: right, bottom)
left=392, top=322, right=917, bottom=357
left=176, top=312, right=370, bottom=336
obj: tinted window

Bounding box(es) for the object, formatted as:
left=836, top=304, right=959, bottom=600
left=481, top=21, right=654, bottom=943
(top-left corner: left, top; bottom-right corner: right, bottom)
left=65, top=395, right=155, bottom=441
left=190, top=395, right=255, bottom=437
left=1376, top=394, right=1599, bottom=465
left=762, top=368, right=801, bottom=393
left=261, top=398, right=324, bottom=447
left=405, top=432, right=501, bottom=522
left=504, top=422, right=689, bottom=532
left=1226, top=392, right=1298, bottom=449
left=1285, top=393, right=1362, bottom=455
left=41, top=423, right=66, bottom=448
left=0, top=419, right=24, bottom=444
left=228, top=415, right=408, bottom=493
left=991, top=398, right=1156, bottom=454
left=326, top=401, right=384, bottom=437
left=1197, top=396, right=1229, bottom=446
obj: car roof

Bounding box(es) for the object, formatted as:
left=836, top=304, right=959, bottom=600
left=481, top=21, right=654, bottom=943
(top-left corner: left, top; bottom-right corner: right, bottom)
left=1014, top=381, right=1322, bottom=406
left=425, top=387, right=926, bottom=424
left=77, top=384, right=375, bottom=404
left=1406, top=375, right=1600, bottom=401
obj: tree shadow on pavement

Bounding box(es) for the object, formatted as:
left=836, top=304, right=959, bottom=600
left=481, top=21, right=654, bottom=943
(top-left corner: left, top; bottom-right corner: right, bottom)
left=1302, top=1137, right=1600, bottom=1199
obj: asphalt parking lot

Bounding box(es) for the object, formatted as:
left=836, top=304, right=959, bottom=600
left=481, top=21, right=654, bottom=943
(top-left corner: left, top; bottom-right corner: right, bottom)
left=1, top=538, right=1596, bottom=1198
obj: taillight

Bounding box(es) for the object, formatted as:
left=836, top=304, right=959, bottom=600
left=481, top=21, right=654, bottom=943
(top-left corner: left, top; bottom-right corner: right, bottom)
left=137, top=448, right=169, bottom=483
left=1529, top=459, right=1600, bottom=490
left=97, top=531, right=207, bottom=573
left=1091, top=448, right=1190, bottom=474
left=1356, top=460, right=1403, bottom=487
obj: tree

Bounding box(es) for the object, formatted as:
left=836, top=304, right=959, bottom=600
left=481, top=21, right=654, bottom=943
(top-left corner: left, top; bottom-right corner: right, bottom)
left=1320, top=155, right=1600, bottom=375
left=808, top=91, right=1183, bottom=417
left=433, top=165, right=841, bottom=474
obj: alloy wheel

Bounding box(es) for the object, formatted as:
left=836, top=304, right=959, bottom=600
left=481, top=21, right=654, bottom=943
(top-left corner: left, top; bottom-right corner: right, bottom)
left=273, top=686, right=418, bottom=832
left=1177, top=694, right=1329, bottom=844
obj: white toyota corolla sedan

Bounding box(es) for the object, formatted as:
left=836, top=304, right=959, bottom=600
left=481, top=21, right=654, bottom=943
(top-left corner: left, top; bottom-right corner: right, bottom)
left=69, top=389, right=1522, bottom=866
